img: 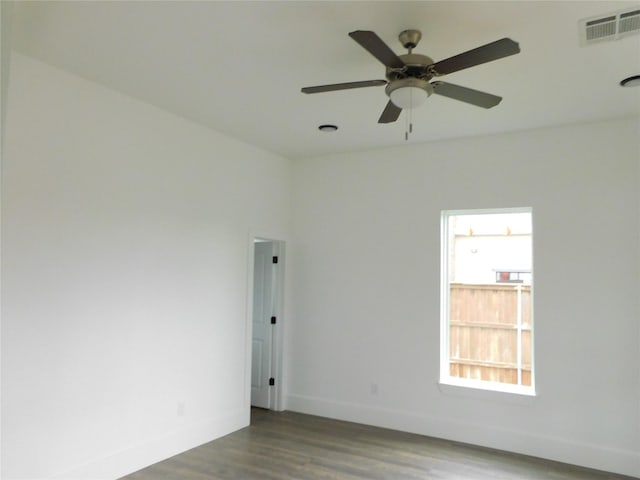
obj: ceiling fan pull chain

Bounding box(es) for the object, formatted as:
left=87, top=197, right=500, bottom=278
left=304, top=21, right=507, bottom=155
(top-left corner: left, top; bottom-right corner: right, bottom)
left=405, top=104, right=409, bottom=141
left=404, top=94, right=415, bottom=141
left=405, top=92, right=411, bottom=141
left=405, top=113, right=408, bottom=140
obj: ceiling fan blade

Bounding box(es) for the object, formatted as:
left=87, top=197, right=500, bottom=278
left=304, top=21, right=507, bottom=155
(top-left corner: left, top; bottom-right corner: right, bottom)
left=301, top=79, right=387, bottom=94
left=432, top=81, right=502, bottom=108
left=378, top=100, right=402, bottom=123
left=430, top=38, right=520, bottom=76
left=349, top=30, right=405, bottom=69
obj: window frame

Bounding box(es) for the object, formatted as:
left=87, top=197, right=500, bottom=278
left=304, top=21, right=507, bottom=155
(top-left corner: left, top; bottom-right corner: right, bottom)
left=439, top=207, right=536, bottom=397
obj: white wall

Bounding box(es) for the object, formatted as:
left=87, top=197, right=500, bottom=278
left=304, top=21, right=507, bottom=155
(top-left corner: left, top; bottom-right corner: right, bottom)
left=1, top=53, right=291, bottom=479
left=289, top=117, right=640, bottom=477
left=3, top=50, right=638, bottom=480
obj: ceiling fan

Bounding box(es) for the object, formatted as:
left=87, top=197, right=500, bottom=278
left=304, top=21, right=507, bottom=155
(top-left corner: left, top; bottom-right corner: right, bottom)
left=301, top=30, right=520, bottom=124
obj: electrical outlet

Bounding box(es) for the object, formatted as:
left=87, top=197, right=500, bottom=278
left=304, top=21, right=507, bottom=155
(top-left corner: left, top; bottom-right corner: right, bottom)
left=370, top=383, right=379, bottom=395
left=177, top=402, right=185, bottom=417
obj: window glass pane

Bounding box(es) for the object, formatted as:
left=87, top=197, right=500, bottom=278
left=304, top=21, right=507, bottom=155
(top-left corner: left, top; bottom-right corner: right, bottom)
left=443, top=210, right=533, bottom=389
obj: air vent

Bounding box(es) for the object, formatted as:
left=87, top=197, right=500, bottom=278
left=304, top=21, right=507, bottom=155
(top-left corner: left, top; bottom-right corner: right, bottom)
left=619, top=9, right=640, bottom=33
left=580, top=7, right=640, bottom=45
left=586, top=16, right=617, bottom=41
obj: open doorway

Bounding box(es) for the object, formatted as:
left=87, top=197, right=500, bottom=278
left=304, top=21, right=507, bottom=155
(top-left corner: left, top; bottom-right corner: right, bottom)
left=250, top=238, right=284, bottom=413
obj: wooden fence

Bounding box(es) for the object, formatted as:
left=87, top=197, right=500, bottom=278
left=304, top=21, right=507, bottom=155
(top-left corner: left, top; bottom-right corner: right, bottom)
left=449, top=283, right=532, bottom=386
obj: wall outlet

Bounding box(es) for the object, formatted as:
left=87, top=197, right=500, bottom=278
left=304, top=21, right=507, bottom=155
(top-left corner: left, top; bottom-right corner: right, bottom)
left=370, top=383, right=379, bottom=395
left=177, top=402, right=185, bottom=417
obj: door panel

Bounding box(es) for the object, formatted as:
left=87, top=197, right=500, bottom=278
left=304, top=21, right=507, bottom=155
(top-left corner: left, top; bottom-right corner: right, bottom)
left=251, top=242, right=274, bottom=408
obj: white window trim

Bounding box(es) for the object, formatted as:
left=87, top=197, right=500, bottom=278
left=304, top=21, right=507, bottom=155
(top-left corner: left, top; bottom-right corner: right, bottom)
left=439, top=207, right=536, bottom=397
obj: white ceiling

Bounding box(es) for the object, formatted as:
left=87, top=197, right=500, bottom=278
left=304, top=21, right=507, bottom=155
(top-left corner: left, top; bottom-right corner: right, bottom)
left=10, top=1, right=640, bottom=159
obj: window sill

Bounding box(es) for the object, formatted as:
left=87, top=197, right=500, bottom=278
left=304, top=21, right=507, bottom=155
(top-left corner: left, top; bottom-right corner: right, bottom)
left=438, top=377, right=536, bottom=406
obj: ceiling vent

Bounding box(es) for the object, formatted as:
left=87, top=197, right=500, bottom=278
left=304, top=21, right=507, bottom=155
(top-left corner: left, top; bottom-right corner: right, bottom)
left=579, top=7, right=640, bottom=45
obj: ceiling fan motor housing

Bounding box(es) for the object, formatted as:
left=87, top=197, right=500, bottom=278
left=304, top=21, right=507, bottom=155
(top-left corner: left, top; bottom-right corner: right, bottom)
left=386, top=53, right=435, bottom=81
left=385, top=52, right=435, bottom=108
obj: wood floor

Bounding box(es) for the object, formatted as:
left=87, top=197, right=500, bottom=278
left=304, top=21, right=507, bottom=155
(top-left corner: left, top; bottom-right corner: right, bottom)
left=121, top=408, right=637, bottom=480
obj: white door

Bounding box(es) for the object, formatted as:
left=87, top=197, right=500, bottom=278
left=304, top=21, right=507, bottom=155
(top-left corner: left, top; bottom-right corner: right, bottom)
left=251, top=241, right=275, bottom=408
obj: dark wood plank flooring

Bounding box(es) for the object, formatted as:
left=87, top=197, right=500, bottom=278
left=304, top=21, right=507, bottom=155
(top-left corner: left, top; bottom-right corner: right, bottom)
left=120, top=408, right=637, bottom=480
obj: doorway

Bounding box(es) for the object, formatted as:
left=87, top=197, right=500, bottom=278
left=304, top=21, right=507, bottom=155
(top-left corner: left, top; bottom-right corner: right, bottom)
left=250, top=238, right=284, bottom=411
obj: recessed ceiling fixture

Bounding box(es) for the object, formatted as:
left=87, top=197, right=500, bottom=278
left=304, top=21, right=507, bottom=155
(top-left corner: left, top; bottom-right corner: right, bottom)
left=620, top=75, right=640, bottom=87
left=318, top=124, right=338, bottom=132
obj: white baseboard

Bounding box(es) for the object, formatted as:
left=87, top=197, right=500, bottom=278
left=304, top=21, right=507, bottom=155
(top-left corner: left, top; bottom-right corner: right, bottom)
left=286, top=393, right=640, bottom=478
left=48, top=408, right=248, bottom=480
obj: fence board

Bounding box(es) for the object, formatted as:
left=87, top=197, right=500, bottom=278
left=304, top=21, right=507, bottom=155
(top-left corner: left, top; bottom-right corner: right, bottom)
left=449, top=283, right=532, bottom=386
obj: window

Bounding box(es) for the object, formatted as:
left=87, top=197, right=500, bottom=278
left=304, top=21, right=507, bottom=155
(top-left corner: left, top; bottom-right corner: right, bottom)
left=440, top=208, right=534, bottom=395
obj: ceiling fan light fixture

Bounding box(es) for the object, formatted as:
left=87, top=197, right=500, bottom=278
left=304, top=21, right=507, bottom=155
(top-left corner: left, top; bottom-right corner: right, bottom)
left=386, top=78, right=433, bottom=109
left=390, top=86, right=428, bottom=109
